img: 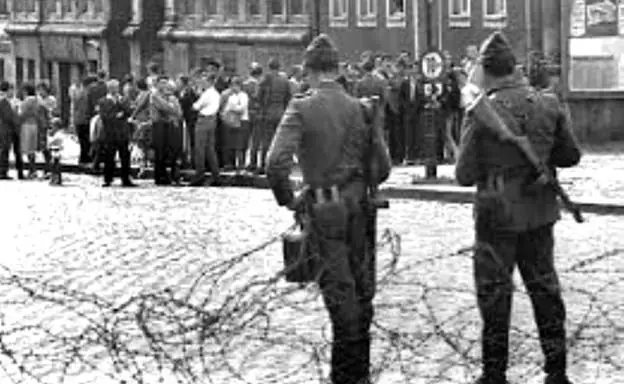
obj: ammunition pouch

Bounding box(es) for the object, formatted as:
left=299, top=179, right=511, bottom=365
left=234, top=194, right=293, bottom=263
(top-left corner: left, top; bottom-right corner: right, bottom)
left=281, top=186, right=349, bottom=283
left=475, top=174, right=512, bottom=235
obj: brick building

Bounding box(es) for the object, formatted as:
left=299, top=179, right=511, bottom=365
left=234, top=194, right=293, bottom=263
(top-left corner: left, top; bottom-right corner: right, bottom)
left=157, top=0, right=315, bottom=77
left=320, top=0, right=420, bottom=62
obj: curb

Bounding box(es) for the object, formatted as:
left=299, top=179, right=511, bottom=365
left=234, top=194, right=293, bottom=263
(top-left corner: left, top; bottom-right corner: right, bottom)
left=11, top=162, right=624, bottom=216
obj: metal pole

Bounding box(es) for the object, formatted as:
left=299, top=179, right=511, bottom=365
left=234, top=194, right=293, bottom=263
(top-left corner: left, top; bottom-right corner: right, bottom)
left=425, top=0, right=437, bottom=179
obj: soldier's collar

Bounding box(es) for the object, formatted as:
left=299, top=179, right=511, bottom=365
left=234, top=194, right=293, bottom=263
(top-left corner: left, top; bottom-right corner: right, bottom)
left=318, top=80, right=342, bottom=90
left=485, top=74, right=526, bottom=95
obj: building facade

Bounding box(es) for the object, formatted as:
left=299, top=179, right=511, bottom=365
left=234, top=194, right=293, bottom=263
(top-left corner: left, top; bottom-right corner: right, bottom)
left=0, top=1, right=13, bottom=83
left=5, top=0, right=132, bottom=125
left=158, top=0, right=315, bottom=77
left=124, top=0, right=165, bottom=78
left=320, top=0, right=421, bottom=62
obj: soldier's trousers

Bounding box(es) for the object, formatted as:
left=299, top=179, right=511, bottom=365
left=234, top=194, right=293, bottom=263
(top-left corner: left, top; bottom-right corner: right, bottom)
left=311, top=187, right=375, bottom=384
left=474, top=223, right=567, bottom=377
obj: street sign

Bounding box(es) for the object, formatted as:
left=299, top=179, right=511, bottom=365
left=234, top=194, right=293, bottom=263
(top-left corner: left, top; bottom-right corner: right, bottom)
left=420, top=50, right=445, bottom=81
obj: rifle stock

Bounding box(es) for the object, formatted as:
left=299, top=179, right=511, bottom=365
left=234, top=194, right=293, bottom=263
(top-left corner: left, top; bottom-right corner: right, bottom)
left=466, top=92, right=584, bottom=223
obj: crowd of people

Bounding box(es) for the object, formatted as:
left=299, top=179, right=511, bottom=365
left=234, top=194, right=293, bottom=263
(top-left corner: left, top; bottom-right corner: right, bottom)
left=0, top=43, right=554, bottom=187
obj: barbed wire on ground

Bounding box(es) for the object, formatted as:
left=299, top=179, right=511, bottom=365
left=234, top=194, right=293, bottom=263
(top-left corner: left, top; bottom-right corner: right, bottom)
left=0, top=224, right=622, bottom=384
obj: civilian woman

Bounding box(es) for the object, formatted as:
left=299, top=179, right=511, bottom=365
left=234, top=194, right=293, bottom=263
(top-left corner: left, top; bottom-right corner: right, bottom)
left=220, top=77, right=249, bottom=172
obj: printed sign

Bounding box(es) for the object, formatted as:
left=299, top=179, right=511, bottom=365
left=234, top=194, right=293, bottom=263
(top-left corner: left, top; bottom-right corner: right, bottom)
left=420, top=51, right=444, bottom=80
left=585, top=0, right=618, bottom=36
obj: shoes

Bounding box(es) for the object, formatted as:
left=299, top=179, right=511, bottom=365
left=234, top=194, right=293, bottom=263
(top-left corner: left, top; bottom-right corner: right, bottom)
left=17, top=172, right=25, bottom=180
left=188, top=177, right=206, bottom=187
left=122, top=181, right=138, bottom=188
left=0, top=174, right=12, bottom=180
left=102, top=182, right=111, bottom=187
left=474, top=374, right=510, bottom=384
left=545, top=373, right=573, bottom=384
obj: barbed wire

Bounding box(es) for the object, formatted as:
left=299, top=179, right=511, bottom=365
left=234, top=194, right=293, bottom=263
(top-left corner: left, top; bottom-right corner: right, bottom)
left=0, top=223, right=622, bottom=384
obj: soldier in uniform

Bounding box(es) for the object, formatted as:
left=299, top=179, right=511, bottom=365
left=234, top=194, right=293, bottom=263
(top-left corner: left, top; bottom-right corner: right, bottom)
left=455, top=32, right=581, bottom=384
left=266, top=34, right=391, bottom=384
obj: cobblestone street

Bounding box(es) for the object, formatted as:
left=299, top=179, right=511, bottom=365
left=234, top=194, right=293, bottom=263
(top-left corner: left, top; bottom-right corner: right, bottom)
left=0, top=175, right=622, bottom=384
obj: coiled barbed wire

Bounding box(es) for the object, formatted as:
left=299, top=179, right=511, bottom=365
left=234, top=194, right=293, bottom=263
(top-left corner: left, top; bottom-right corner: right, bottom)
left=0, top=224, right=622, bottom=384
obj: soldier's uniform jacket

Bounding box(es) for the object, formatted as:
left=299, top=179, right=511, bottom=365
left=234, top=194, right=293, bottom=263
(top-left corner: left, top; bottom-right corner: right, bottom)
left=266, top=81, right=391, bottom=206
left=455, top=76, right=582, bottom=231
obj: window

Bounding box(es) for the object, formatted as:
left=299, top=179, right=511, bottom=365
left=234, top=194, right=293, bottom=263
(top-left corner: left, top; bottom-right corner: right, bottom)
left=176, top=0, right=194, bottom=15
left=0, top=0, right=8, bottom=15
left=245, top=0, right=263, bottom=22
left=88, top=60, right=98, bottom=73
left=18, top=0, right=37, bottom=12
left=484, top=0, right=506, bottom=17
left=225, top=0, right=239, bottom=19
left=62, top=0, right=72, bottom=14
left=27, top=59, right=36, bottom=82
left=357, top=0, right=377, bottom=27
left=75, top=0, right=87, bottom=15
left=330, top=0, right=348, bottom=27
left=271, top=0, right=285, bottom=15
left=93, top=0, right=103, bottom=13
left=0, top=59, right=4, bottom=81
left=204, top=0, right=218, bottom=16
left=16, top=58, right=23, bottom=87
left=290, top=0, right=305, bottom=15
left=386, top=0, right=405, bottom=28
left=46, top=0, right=57, bottom=15
left=449, top=0, right=470, bottom=27
left=483, top=0, right=506, bottom=28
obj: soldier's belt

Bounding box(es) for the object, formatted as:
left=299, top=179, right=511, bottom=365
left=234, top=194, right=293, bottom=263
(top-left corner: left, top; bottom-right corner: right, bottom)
left=308, top=186, right=341, bottom=204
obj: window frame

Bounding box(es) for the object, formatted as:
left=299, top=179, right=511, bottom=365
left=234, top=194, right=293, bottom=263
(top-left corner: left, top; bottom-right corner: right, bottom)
left=244, top=0, right=266, bottom=24
left=386, top=0, right=405, bottom=28
left=287, top=0, right=309, bottom=25
left=0, top=0, right=9, bottom=17
left=329, top=0, right=348, bottom=28
left=269, top=0, right=286, bottom=24
left=449, top=0, right=470, bottom=28
left=482, top=0, right=507, bottom=28
left=356, top=0, right=377, bottom=28
left=202, top=0, right=225, bottom=24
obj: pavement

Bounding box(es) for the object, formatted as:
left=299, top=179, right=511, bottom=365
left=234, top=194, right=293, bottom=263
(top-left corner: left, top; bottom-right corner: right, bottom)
left=0, top=176, right=621, bottom=383
left=10, top=132, right=624, bottom=215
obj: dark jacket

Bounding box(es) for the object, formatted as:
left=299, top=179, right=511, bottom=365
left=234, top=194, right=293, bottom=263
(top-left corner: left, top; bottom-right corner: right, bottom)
left=177, top=86, right=199, bottom=126
left=87, top=81, right=108, bottom=119
left=455, top=76, right=582, bottom=231
left=0, top=97, right=17, bottom=144
left=258, top=71, right=292, bottom=123
left=266, top=81, right=391, bottom=206
left=98, top=95, right=133, bottom=143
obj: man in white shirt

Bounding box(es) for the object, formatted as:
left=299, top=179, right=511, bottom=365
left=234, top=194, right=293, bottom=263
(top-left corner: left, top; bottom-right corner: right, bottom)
left=190, top=73, right=221, bottom=187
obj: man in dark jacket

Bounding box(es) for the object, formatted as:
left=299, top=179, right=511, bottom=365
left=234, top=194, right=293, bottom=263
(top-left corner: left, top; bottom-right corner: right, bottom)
left=177, top=75, right=199, bottom=168
left=98, top=79, right=136, bottom=187
left=257, top=57, right=292, bottom=173
left=75, top=75, right=96, bottom=166
left=266, top=34, right=392, bottom=384
left=398, top=61, right=423, bottom=163
left=0, top=81, right=18, bottom=179
left=455, top=32, right=581, bottom=384
left=87, top=70, right=108, bottom=172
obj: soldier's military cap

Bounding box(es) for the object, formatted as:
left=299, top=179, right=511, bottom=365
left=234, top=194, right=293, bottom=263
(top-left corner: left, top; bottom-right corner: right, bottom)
left=303, top=33, right=339, bottom=72
left=479, top=31, right=516, bottom=65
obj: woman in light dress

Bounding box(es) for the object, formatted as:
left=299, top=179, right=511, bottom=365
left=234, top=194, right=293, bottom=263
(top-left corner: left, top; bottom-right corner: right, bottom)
left=220, top=77, right=249, bottom=172
left=18, top=83, right=48, bottom=179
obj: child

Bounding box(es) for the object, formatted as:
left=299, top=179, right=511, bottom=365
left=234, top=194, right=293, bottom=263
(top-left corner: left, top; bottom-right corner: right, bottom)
left=47, top=117, right=64, bottom=185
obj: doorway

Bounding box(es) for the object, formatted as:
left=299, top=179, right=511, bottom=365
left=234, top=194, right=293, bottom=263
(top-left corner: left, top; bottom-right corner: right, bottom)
left=59, top=62, right=71, bottom=127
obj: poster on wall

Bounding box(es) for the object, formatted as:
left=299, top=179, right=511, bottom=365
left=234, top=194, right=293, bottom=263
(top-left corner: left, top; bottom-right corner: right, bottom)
left=585, top=0, right=618, bottom=36
left=570, top=0, right=587, bottom=36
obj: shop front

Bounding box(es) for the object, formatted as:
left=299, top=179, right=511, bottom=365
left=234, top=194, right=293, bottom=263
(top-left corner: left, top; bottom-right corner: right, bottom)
left=36, top=24, right=107, bottom=125
left=159, top=26, right=312, bottom=77
left=562, top=0, right=624, bottom=141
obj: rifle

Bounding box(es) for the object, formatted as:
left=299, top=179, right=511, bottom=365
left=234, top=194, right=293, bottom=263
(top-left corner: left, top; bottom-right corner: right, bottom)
left=465, top=91, right=584, bottom=223
left=360, top=96, right=390, bottom=279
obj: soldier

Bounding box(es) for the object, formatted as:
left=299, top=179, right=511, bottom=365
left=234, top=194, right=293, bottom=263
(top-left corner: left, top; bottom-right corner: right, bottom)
left=455, top=32, right=581, bottom=384
left=266, top=34, right=391, bottom=384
